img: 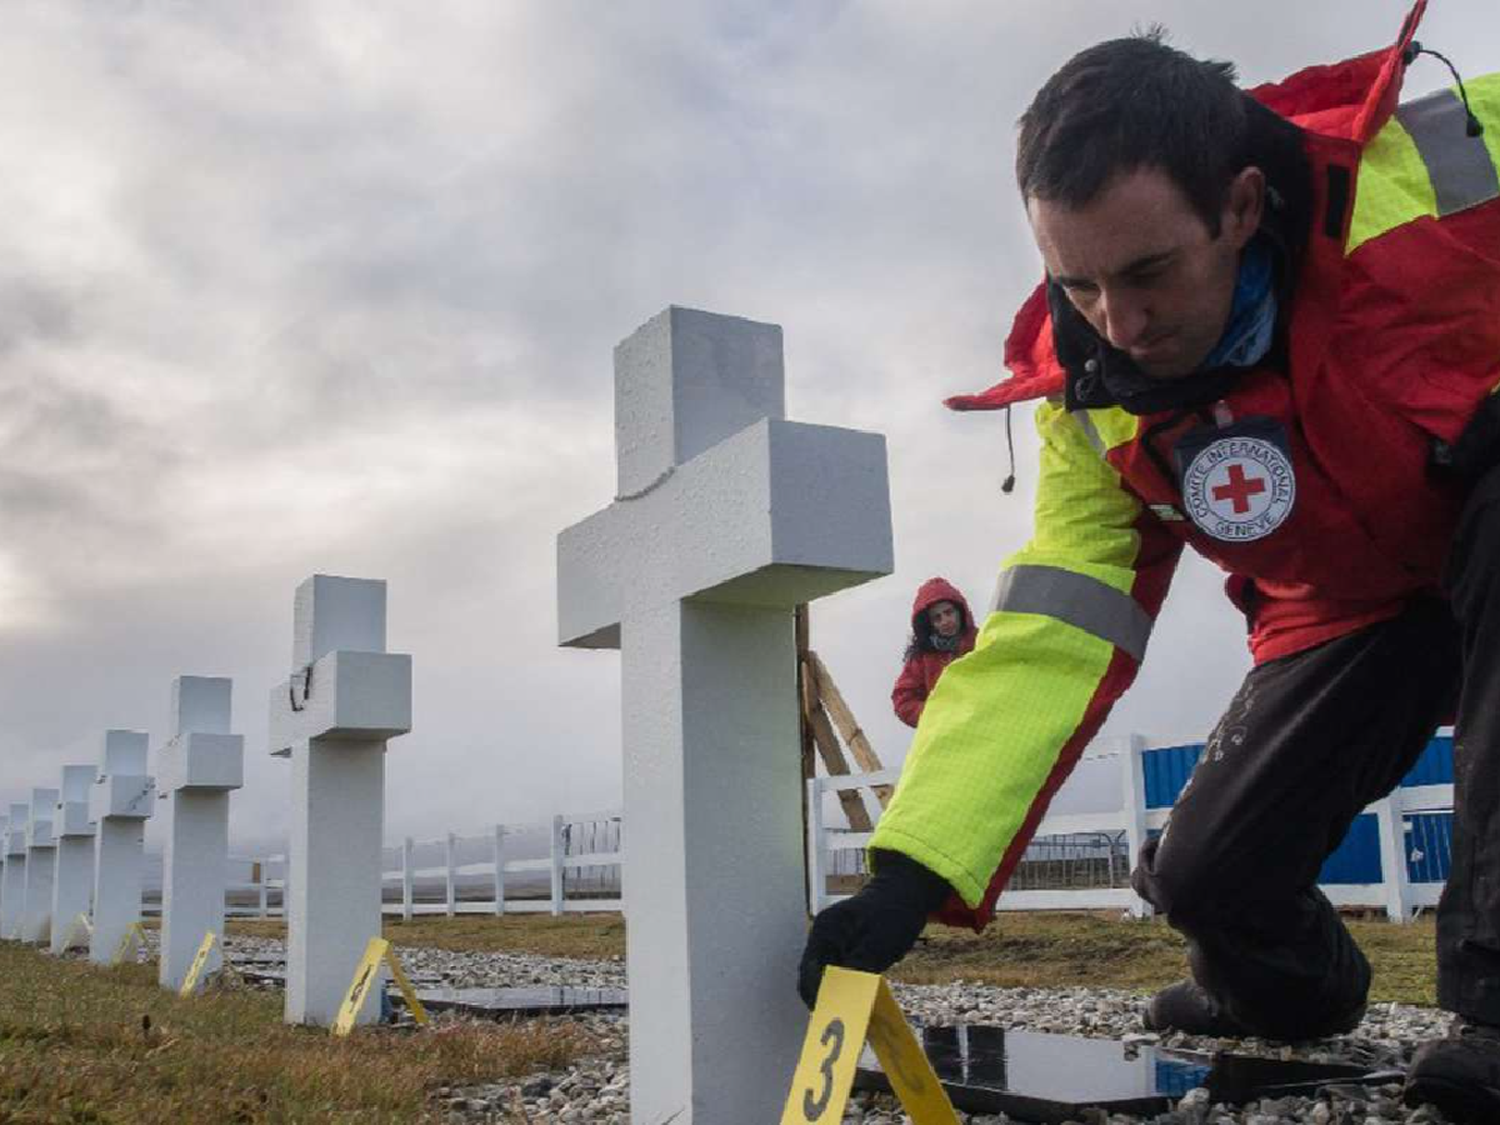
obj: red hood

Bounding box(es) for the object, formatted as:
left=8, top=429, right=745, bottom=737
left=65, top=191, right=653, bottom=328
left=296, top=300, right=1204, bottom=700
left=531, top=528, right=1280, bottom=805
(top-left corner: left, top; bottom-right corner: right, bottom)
left=911, top=577, right=976, bottom=636
left=944, top=1, right=1425, bottom=414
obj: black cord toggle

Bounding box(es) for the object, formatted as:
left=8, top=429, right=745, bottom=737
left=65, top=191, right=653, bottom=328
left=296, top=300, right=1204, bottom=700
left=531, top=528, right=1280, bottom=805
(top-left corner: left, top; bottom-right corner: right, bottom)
left=1404, top=41, right=1485, bottom=137
left=1000, top=405, right=1016, bottom=494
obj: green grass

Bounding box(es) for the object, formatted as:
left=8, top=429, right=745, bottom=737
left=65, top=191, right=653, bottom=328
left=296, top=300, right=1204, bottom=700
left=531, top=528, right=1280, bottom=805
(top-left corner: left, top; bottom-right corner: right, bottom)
left=0, top=944, right=590, bottom=1124
left=237, top=908, right=1437, bottom=1003
left=892, top=910, right=1439, bottom=1005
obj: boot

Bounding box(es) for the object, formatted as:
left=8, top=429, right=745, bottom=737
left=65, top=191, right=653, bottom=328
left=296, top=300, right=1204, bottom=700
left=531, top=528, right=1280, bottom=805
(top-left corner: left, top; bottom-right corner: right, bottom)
left=1405, top=1021, right=1500, bottom=1123
left=1143, top=980, right=1250, bottom=1037
left=1144, top=978, right=1365, bottom=1039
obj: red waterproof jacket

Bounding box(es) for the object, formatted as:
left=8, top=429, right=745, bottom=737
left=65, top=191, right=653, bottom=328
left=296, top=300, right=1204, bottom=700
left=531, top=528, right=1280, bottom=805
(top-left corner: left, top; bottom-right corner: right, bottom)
left=869, top=2, right=1500, bottom=928
left=951, top=0, right=1500, bottom=664
left=892, top=577, right=978, bottom=727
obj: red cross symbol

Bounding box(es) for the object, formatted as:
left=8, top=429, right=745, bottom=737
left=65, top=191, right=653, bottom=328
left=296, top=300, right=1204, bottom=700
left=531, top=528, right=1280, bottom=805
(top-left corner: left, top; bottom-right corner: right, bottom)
left=1212, top=462, right=1268, bottom=514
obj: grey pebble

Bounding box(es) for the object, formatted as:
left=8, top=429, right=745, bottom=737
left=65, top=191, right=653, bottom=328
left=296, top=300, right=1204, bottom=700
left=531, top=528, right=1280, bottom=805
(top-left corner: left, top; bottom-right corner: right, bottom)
left=209, top=933, right=1468, bottom=1124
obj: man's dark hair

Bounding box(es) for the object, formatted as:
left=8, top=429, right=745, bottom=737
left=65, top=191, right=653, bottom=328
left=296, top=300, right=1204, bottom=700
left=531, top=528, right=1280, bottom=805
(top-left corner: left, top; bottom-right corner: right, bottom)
left=1016, top=30, right=1249, bottom=234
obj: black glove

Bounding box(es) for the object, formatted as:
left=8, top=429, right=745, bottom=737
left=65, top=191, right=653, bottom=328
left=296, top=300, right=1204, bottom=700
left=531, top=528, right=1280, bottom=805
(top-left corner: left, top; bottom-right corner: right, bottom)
left=797, top=850, right=952, bottom=1008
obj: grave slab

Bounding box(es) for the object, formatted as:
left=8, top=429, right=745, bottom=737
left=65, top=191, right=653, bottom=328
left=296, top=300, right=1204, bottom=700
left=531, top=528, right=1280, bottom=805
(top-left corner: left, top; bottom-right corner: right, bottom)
left=158, top=676, right=244, bottom=991
left=89, top=730, right=155, bottom=965
left=21, top=787, right=60, bottom=943
left=267, top=575, right=412, bottom=1027
left=853, top=1027, right=1400, bottom=1123
left=49, top=764, right=99, bottom=955
left=408, top=985, right=628, bottom=1019
left=1, top=805, right=29, bottom=939
left=557, top=307, right=893, bottom=1124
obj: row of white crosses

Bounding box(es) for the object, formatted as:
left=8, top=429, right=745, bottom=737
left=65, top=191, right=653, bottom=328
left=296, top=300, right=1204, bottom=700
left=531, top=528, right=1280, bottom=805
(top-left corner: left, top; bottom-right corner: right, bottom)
left=4, top=303, right=890, bottom=1114
left=0, top=730, right=153, bottom=959
left=0, top=680, right=244, bottom=978
left=0, top=575, right=408, bottom=1031
left=559, top=307, right=893, bottom=1124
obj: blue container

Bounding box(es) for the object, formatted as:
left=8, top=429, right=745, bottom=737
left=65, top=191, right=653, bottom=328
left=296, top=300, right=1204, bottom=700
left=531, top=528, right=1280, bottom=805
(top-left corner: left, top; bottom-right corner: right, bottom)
left=1139, top=736, right=1455, bottom=887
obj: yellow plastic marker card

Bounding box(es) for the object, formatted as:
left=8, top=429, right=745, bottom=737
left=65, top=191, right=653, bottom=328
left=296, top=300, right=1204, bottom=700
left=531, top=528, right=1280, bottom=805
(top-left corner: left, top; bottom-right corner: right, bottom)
left=110, top=922, right=147, bottom=966
left=332, top=937, right=430, bottom=1036
left=179, top=931, right=218, bottom=997
left=780, top=967, right=959, bottom=1125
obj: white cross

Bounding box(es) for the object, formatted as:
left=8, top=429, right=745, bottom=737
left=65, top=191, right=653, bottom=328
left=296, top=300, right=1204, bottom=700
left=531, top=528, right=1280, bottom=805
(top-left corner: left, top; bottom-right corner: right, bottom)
left=49, top=764, right=99, bottom=956
left=21, top=786, right=59, bottom=943
left=558, top=306, right=893, bottom=1124
left=89, top=729, right=154, bottom=964
left=267, top=574, right=411, bottom=1026
left=157, top=676, right=244, bottom=990
left=1, top=803, right=29, bottom=940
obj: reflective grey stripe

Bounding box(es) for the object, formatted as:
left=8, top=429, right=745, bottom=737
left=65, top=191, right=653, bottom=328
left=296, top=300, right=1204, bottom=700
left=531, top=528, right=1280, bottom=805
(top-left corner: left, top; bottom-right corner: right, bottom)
left=1395, top=88, right=1499, bottom=217
left=1071, top=409, right=1106, bottom=456
left=990, top=564, right=1152, bottom=661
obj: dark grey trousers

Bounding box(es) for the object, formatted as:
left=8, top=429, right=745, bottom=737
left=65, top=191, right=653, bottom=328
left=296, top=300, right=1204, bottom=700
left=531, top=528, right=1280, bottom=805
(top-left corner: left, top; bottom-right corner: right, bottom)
left=1131, top=466, right=1500, bottom=1037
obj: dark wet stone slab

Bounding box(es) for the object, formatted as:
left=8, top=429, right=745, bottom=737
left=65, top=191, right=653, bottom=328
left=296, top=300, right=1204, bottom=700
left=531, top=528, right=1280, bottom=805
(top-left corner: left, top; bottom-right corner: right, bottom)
left=235, top=967, right=440, bottom=989
left=854, top=1026, right=1400, bottom=1122
left=228, top=953, right=284, bottom=967
left=406, top=985, right=628, bottom=1018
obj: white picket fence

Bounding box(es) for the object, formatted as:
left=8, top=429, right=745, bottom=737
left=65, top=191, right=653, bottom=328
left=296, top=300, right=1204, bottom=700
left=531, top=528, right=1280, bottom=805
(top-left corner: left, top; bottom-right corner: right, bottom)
left=382, top=808, right=623, bottom=919
left=135, top=807, right=625, bottom=921
left=140, top=854, right=282, bottom=919
left=806, top=735, right=1456, bottom=923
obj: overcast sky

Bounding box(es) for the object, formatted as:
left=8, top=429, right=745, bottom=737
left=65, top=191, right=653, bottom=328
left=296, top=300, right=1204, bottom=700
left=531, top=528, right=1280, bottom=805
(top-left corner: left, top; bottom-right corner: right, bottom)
left=2, top=1, right=1494, bottom=855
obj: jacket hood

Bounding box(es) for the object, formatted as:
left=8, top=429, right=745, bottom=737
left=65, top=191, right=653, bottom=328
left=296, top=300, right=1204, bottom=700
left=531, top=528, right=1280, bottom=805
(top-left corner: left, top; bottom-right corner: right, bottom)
left=911, top=577, right=975, bottom=634
left=944, top=0, right=1425, bottom=415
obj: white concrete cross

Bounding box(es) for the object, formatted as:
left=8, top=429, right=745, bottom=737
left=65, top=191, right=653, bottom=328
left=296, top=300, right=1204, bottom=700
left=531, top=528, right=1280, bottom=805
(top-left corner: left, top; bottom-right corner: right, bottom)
left=1, top=804, right=28, bottom=939
left=557, top=306, right=893, bottom=1124
left=21, top=786, right=60, bottom=943
left=50, top=764, right=99, bottom=955
left=157, top=676, right=244, bottom=990
left=268, top=575, right=411, bottom=1027
left=89, top=729, right=155, bottom=964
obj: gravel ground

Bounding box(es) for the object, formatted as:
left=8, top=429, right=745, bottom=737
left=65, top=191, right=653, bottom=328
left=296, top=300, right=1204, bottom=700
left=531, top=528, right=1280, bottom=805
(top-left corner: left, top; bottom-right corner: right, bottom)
left=175, top=933, right=1464, bottom=1124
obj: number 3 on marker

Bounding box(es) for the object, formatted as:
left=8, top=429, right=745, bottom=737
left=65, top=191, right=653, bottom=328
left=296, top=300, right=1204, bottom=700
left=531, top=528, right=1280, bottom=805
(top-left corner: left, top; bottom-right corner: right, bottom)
left=782, top=969, right=958, bottom=1125
left=802, top=1017, right=845, bottom=1120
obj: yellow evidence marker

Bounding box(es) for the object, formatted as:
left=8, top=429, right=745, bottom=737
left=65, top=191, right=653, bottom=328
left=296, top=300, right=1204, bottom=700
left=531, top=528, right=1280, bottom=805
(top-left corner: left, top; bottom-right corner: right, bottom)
left=780, top=967, right=959, bottom=1125
left=178, top=930, right=219, bottom=997
left=110, top=921, right=147, bottom=966
left=332, top=936, right=431, bottom=1036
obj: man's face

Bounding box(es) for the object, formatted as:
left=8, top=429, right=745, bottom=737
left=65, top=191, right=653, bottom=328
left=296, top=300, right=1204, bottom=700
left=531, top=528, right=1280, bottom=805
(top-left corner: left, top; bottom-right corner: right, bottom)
left=928, top=600, right=961, bottom=638
left=1027, top=166, right=1263, bottom=380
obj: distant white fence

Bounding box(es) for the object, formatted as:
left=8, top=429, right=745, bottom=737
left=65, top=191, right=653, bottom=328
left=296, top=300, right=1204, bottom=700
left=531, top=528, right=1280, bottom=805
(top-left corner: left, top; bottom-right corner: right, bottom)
left=141, top=854, right=283, bottom=919
left=136, top=807, right=623, bottom=921
left=807, top=735, right=1456, bottom=924
left=381, top=808, right=623, bottom=919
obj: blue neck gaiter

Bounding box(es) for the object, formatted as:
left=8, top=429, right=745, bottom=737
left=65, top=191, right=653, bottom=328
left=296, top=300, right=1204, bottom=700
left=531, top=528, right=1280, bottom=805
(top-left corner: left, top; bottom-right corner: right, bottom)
left=1201, top=236, right=1277, bottom=371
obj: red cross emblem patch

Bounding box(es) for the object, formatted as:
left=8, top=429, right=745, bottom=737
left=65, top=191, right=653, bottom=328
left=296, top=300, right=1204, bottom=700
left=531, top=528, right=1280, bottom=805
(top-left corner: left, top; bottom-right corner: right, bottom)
left=1181, top=436, right=1296, bottom=541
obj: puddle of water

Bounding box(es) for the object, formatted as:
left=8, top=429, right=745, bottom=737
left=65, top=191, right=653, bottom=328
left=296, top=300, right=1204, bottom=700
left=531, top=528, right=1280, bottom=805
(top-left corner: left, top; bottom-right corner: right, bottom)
left=855, top=1026, right=1394, bottom=1121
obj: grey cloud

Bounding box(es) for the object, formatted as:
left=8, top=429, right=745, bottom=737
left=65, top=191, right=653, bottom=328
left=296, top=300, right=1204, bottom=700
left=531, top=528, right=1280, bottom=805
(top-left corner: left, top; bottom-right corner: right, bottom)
left=1, top=0, right=1494, bottom=845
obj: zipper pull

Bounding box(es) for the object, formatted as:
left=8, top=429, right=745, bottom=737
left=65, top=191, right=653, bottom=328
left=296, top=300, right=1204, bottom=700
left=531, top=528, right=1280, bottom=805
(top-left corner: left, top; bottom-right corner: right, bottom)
left=1213, top=400, right=1234, bottom=428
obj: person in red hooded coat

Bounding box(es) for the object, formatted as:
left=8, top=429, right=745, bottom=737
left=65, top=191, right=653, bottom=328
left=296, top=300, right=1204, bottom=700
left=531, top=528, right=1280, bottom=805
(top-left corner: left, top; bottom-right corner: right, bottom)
left=891, top=578, right=978, bottom=728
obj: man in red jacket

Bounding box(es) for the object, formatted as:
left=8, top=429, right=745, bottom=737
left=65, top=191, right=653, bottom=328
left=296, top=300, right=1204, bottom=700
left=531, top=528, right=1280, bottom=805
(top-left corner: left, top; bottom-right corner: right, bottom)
left=799, top=5, right=1500, bottom=1118
left=891, top=577, right=978, bottom=728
